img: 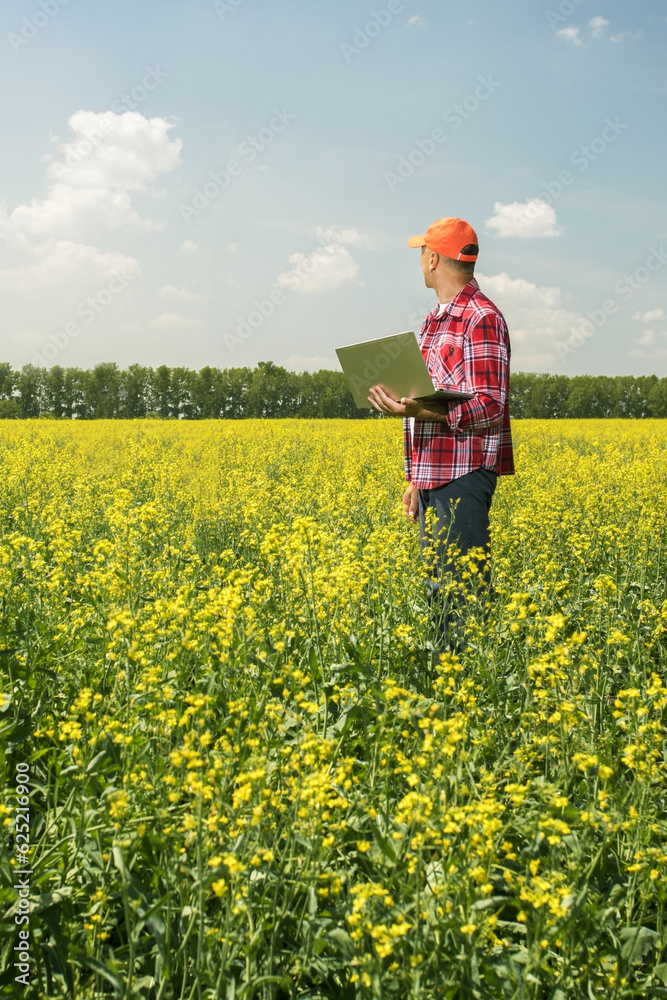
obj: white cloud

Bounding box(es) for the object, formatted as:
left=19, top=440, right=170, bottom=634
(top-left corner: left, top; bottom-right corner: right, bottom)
left=0, top=239, right=141, bottom=363
left=0, top=239, right=140, bottom=295
left=589, top=15, right=610, bottom=37
left=0, top=109, right=187, bottom=364
left=315, top=226, right=374, bottom=249
left=558, top=16, right=635, bottom=45
left=630, top=329, right=667, bottom=359
left=0, top=109, right=182, bottom=340
left=217, top=271, right=241, bottom=288
left=6, top=111, right=182, bottom=241
left=635, top=308, right=664, bottom=322
left=406, top=15, right=425, bottom=27
left=485, top=199, right=563, bottom=239
left=182, top=238, right=199, bottom=255
left=159, top=284, right=199, bottom=301
left=48, top=111, right=181, bottom=188
left=283, top=354, right=338, bottom=372
left=556, top=18, right=632, bottom=45
left=477, top=271, right=585, bottom=368
left=275, top=244, right=362, bottom=294
left=557, top=26, right=582, bottom=45
left=149, top=313, right=206, bottom=331
left=589, top=16, right=632, bottom=43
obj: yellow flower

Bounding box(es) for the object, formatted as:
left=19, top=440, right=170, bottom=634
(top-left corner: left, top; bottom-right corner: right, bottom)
left=222, top=854, right=247, bottom=875
left=572, top=752, right=599, bottom=772
left=107, top=791, right=130, bottom=818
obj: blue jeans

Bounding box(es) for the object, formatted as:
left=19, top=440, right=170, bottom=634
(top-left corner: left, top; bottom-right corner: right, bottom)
left=418, top=467, right=497, bottom=653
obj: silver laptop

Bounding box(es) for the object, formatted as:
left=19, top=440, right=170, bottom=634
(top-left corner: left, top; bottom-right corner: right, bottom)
left=336, top=331, right=474, bottom=409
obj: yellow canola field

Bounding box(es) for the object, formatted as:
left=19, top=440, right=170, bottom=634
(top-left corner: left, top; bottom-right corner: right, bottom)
left=0, top=418, right=666, bottom=999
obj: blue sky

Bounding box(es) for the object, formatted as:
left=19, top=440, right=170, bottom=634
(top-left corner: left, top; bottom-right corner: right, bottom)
left=0, top=0, right=665, bottom=376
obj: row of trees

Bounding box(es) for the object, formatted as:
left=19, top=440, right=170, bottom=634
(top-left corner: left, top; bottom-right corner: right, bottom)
left=0, top=362, right=365, bottom=420
left=509, top=373, right=666, bottom=419
left=0, top=363, right=666, bottom=420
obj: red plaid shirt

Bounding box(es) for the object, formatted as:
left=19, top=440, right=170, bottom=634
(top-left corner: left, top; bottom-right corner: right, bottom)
left=404, top=278, right=514, bottom=489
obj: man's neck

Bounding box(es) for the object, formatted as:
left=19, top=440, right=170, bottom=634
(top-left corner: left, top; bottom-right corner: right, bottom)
left=432, top=272, right=472, bottom=304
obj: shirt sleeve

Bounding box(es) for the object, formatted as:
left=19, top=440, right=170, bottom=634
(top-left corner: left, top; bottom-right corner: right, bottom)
left=446, top=311, right=509, bottom=434
left=403, top=417, right=412, bottom=480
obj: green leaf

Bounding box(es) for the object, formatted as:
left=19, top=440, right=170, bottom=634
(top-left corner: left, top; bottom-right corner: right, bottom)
left=472, top=895, right=507, bottom=910
left=328, top=928, right=356, bottom=960
left=496, top=920, right=527, bottom=936
left=72, top=952, right=123, bottom=993
left=85, top=748, right=111, bottom=774
left=112, top=845, right=129, bottom=881
left=372, top=822, right=397, bottom=864
left=3, top=721, right=34, bottom=746
left=239, top=976, right=295, bottom=999
left=621, top=925, right=657, bottom=963
left=32, top=887, right=73, bottom=912
left=132, top=975, right=156, bottom=991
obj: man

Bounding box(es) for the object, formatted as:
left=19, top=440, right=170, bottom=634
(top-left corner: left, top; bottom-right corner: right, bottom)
left=367, top=216, right=514, bottom=653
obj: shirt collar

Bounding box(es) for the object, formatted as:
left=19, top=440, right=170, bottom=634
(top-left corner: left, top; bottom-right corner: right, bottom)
left=426, top=278, right=479, bottom=321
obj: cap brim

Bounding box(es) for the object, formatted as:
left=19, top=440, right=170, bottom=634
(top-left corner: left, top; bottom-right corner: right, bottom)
left=407, top=234, right=426, bottom=248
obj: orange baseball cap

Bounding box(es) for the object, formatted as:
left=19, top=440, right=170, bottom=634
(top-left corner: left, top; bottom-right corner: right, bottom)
left=408, top=217, right=479, bottom=261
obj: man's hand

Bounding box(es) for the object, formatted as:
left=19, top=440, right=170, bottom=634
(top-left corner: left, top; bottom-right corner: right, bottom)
left=367, top=385, right=452, bottom=422
left=367, top=385, right=424, bottom=417
left=402, top=483, right=419, bottom=524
